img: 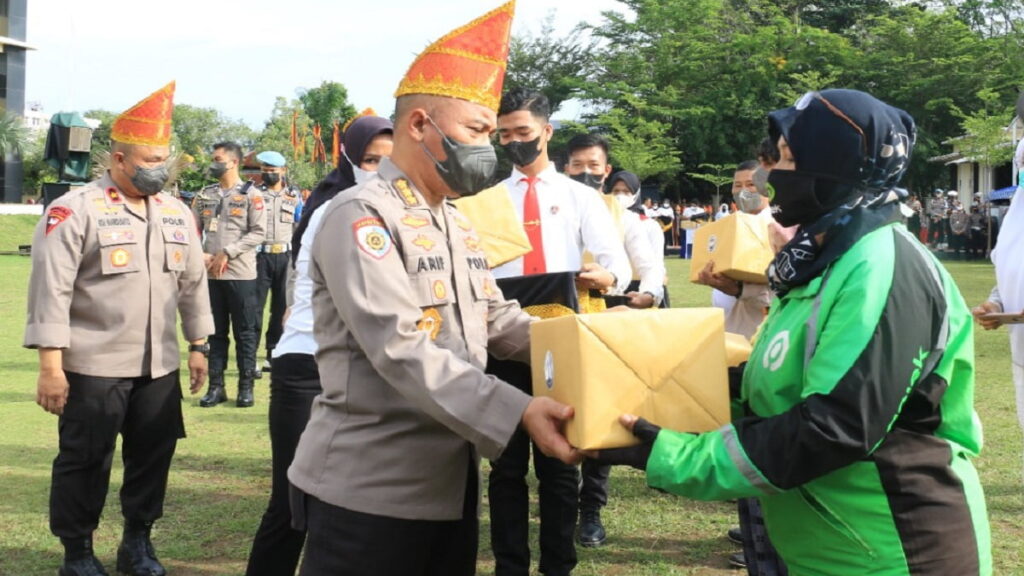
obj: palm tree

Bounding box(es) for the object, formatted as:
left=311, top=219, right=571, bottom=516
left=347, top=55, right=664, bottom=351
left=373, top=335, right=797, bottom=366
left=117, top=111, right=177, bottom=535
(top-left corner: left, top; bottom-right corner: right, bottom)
left=0, top=111, right=29, bottom=159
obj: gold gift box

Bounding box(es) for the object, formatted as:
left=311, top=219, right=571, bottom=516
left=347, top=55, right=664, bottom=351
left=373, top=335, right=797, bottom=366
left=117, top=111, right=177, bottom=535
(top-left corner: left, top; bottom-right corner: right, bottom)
left=530, top=308, right=731, bottom=450
left=689, top=213, right=773, bottom=284
left=452, top=183, right=532, bottom=269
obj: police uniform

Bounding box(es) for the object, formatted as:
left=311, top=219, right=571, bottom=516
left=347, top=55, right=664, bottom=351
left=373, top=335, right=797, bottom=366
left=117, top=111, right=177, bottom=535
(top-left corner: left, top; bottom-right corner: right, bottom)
left=24, top=174, right=213, bottom=552
left=288, top=158, right=533, bottom=574
left=255, top=178, right=300, bottom=364
left=191, top=180, right=266, bottom=405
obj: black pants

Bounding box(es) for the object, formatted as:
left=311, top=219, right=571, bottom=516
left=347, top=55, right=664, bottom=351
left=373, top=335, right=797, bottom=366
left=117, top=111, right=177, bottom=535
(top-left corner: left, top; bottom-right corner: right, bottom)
left=738, top=498, right=787, bottom=576
left=296, top=468, right=479, bottom=576
left=256, top=252, right=291, bottom=358
left=487, top=358, right=578, bottom=576
left=928, top=218, right=947, bottom=246
left=208, top=278, right=260, bottom=377
left=246, top=354, right=321, bottom=576
left=50, top=371, right=184, bottom=538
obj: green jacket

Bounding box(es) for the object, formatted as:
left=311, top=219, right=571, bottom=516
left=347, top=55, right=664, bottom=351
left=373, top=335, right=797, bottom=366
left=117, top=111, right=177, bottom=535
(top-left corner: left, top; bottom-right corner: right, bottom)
left=647, top=224, right=992, bottom=575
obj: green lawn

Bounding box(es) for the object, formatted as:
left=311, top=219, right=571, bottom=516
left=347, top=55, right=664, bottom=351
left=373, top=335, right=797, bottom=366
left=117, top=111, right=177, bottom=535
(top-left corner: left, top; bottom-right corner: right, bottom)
left=0, top=220, right=1021, bottom=575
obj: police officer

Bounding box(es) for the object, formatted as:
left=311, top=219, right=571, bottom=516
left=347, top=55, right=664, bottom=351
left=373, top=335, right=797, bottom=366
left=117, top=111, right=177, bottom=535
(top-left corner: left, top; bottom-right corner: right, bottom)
left=191, top=141, right=266, bottom=407
left=287, top=4, right=580, bottom=574
left=24, top=82, right=214, bottom=576
left=254, top=150, right=299, bottom=374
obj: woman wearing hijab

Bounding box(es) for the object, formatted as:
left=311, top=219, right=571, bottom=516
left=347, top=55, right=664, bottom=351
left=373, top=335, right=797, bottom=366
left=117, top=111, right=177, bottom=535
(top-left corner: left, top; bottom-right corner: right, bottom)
left=245, top=115, right=394, bottom=576
left=607, top=170, right=669, bottom=307
left=596, top=90, right=991, bottom=575
left=715, top=203, right=731, bottom=221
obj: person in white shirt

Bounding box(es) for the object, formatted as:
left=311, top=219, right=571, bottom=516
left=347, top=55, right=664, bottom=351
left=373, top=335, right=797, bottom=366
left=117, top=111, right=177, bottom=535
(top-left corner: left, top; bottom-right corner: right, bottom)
left=715, top=203, right=731, bottom=221
left=244, top=116, right=393, bottom=576
left=488, top=87, right=629, bottom=576
left=564, top=133, right=665, bottom=309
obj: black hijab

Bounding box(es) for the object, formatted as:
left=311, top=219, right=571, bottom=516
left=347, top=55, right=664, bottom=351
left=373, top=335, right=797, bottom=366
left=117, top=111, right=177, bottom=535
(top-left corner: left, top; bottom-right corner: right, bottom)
left=292, top=116, right=394, bottom=264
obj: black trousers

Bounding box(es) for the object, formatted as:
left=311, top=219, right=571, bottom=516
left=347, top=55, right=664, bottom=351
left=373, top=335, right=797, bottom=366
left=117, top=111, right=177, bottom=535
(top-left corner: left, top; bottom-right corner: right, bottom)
left=50, top=371, right=184, bottom=538
left=208, top=278, right=260, bottom=377
left=738, top=498, right=787, bottom=576
left=487, top=358, right=578, bottom=576
left=296, top=467, right=479, bottom=576
left=255, top=252, right=291, bottom=358
left=579, top=460, right=610, bottom=512
left=246, top=354, right=321, bottom=576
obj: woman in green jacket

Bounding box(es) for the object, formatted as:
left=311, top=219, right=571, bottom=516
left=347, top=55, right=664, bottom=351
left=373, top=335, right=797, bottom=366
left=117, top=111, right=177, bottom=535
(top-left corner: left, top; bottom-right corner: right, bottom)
left=598, top=89, right=992, bottom=575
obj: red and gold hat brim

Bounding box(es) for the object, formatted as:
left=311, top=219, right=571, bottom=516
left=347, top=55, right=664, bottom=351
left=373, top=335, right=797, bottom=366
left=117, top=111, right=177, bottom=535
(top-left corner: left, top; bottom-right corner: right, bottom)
left=111, top=81, right=175, bottom=147
left=394, top=1, right=514, bottom=112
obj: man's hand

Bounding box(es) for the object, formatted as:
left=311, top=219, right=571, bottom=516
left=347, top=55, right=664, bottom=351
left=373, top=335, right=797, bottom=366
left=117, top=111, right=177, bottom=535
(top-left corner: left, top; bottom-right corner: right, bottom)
left=696, top=262, right=741, bottom=297
left=578, top=262, right=615, bottom=291
left=625, top=291, right=656, bottom=309
left=37, top=369, right=69, bottom=416
left=521, top=397, right=583, bottom=465
left=203, top=252, right=214, bottom=267
left=208, top=251, right=229, bottom=279
left=972, top=300, right=1004, bottom=331
left=589, top=415, right=662, bottom=471
left=188, top=352, right=208, bottom=394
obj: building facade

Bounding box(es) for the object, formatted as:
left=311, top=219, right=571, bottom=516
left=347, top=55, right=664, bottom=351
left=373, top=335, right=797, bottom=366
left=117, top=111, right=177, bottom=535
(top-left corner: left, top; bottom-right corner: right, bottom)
left=0, top=0, right=29, bottom=203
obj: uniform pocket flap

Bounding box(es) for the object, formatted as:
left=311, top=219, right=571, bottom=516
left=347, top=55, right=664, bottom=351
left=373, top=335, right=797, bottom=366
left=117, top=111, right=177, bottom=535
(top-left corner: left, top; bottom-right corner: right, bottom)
left=414, top=275, right=453, bottom=307
left=470, top=274, right=497, bottom=301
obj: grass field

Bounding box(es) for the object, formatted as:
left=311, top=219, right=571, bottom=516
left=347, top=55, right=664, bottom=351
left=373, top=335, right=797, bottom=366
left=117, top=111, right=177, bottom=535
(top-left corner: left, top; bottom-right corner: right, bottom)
left=1, top=217, right=1021, bottom=575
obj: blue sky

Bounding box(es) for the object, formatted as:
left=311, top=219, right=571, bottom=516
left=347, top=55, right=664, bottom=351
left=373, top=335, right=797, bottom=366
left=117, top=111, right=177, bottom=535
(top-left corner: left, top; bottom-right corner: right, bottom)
left=26, top=0, right=626, bottom=128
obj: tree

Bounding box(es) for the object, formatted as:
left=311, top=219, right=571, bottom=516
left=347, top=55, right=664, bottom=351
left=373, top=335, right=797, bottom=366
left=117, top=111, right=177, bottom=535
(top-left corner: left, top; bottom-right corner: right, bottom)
left=954, top=88, right=1016, bottom=168
left=21, top=133, right=57, bottom=199
left=172, top=104, right=256, bottom=157
left=687, top=163, right=735, bottom=209
left=505, top=12, right=597, bottom=115
left=256, top=97, right=321, bottom=190
left=597, top=109, right=681, bottom=181
left=82, top=109, right=118, bottom=151
left=0, top=112, right=29, bottom=159
left=298, top=81, right=357, bottom=157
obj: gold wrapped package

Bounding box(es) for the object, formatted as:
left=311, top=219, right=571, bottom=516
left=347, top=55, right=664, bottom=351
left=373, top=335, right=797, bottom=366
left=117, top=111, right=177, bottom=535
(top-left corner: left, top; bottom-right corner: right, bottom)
left=452, top=183, right=532, bottom=269
left=689, top=212, right=773, bottom=284
left=530, top=308, right=731, bottom=450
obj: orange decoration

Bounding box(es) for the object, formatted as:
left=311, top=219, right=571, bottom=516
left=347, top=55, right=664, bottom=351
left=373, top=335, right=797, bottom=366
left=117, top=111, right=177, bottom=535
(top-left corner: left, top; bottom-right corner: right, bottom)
left=394, top=1, right=515, bottom=112
left=111, top=82, right=175, bottom=146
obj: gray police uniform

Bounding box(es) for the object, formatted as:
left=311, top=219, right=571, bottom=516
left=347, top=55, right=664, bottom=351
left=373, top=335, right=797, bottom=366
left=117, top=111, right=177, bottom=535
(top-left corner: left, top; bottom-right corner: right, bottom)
left=288, top=158, right=533, bottom=573
left=190, top=181, right=265, bottom=400
left=255, top=185, right=300, bottom=361
left=24, top=173, right=213, bottom=539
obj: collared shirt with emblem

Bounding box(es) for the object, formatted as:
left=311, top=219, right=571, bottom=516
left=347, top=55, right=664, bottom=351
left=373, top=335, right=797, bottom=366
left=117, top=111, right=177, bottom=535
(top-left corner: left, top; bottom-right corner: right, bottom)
left=261, top=185, right=301, bottom=244
left=190, top=181, right=266, bottom=280
left=288, top=158, right=534, bottom=521
left=24, top=173, right=214, bottom=378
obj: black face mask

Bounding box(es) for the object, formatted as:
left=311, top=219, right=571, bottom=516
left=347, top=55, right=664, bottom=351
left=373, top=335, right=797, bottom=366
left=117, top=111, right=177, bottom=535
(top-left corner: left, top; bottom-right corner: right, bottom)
left=422, top=116, right=497, bottom=197
left=766, top=170, right=827, bottom=227
left=500, top=137, right=543, bottom=168
left=262, top=173, right=281, bottom=187
left=569, top=172, right=605, bottom=191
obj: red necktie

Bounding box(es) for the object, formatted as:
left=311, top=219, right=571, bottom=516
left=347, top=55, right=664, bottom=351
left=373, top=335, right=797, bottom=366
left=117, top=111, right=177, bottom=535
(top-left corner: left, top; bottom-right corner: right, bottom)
left=521, top=176, right=546, bottom=274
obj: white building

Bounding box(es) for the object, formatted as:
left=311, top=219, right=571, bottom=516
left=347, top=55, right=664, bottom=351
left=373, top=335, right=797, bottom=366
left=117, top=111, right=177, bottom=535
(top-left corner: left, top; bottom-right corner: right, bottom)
left=929, top=115, right=1021, bottom=204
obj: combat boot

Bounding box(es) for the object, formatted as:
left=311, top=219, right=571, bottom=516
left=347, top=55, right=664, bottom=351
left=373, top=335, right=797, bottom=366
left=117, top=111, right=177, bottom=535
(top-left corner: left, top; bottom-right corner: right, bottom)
left=237, top=371, right=256, bottom=408
left=58, top=536, right=110, bottom=576
left=199, top=373, right=227, bottom=407
left=578, top=507, right=606, bottom=547
left=116, top=521, right=165, bottom=576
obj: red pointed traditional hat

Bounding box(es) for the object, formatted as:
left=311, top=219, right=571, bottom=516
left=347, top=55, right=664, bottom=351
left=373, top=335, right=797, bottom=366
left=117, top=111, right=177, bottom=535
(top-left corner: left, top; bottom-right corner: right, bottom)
left=394, top=1, right=515, bottom=112
left=111, top=81, right=175, bottom=146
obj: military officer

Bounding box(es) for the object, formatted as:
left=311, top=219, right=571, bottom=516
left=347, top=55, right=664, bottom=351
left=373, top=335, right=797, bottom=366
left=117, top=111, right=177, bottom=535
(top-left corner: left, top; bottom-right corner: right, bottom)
left=287, top=4, right=580, bottom=575
left=254, top=150, right=299, bottom=374
left=25, top=82, right=214, bottom=576
left=191, top=141, right=266, bottom=407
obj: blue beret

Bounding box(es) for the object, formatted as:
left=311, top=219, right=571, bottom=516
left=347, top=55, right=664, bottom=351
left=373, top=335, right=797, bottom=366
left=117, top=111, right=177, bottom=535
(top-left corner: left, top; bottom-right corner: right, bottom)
left=256, top=151, right=287, bottom=167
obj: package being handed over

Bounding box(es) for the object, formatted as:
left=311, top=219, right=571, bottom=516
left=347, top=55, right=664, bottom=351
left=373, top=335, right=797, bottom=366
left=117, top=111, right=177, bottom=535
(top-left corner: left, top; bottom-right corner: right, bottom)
left=689, top=212, right=773, bottom=284
left=531, top=308, right=731, bottom=450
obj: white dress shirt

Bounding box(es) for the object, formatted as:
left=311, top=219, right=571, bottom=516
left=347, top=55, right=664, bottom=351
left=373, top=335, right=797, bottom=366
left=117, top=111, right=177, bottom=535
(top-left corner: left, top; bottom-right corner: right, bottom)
left=493, top=164, right=631, bottom=294
left=272, top=199, right=331, bottom=358
left=711, top=205, right=775, bottom=339
left=621, top=208, right=666, bottom=303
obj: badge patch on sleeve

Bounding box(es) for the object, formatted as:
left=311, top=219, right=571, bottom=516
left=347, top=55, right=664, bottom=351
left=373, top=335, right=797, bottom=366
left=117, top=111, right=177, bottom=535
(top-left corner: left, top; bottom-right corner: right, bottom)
left=352, top=217, right=393, bottom=260
left=253, top=196, right=265, bottom=211
left=45, top=206, right=73, bottom=235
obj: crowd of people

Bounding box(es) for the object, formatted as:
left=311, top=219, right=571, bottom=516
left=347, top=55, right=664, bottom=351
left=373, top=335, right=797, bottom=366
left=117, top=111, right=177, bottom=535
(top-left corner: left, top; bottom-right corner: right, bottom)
left=21, top=2, right=1022, bottom=576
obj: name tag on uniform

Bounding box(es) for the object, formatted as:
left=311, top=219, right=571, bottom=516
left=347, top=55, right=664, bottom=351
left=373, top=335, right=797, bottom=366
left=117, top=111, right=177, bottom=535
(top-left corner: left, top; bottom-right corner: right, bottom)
left=208, top=219, right=219, bottom=233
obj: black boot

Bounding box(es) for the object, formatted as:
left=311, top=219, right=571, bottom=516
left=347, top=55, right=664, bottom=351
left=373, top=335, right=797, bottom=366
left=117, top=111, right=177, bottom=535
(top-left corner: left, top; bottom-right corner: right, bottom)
left=116, top=521, right=165, bottom=576
left=59, top=536, right=110, bottom=576
left=578, top=508, right=606, bottom=547
left=237, top=372, right=255, bottom=408
left=199, top=373, right=227, bottom=407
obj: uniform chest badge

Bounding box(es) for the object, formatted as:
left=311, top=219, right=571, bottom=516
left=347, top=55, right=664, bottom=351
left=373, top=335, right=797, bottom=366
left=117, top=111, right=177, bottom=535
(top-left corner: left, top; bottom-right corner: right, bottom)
left=110, top=248, right=131, bottom=268
left=464, top=236, right=481, bottom=252
left=762, top=330, right=790, bottom=372
left=417, top=308, right=443, bottom=341
left=432, top=280, right=448, bottom=301
left=173, top=230, right=186, bottom=242
left=232, top=195, right=244, bottom=202
left=454, top=216, right=472, bottom=231
left=173, top=249, right=184, bottom=264
left=412, top=235, right=437, bottom=251
left=253, top=196, right=264, bottom=211
left=352, top=217, right=393, bottom=260
left=401, top=215, right=430, bottom=229
left=483, top=278, right=495, bottom=298
left=230, top=208, right=244, bottom=217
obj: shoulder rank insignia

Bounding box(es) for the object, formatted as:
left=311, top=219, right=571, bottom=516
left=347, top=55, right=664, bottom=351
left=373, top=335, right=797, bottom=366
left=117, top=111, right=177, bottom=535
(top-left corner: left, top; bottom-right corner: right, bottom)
left=105, top=187, right=124, bottom=205
left=394, top=178, right=420, bottom=207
